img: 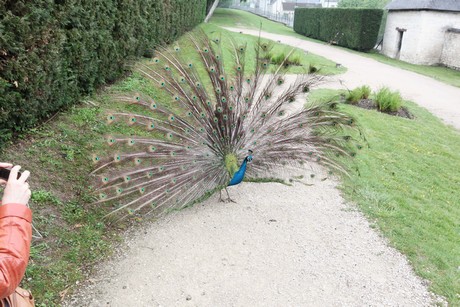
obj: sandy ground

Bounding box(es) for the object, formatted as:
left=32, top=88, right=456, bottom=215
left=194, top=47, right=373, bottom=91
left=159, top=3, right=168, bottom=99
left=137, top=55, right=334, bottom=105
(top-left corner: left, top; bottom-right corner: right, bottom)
left=65, top=178, right=441, bottom=306
left=224, top=27, right=460, bottom=131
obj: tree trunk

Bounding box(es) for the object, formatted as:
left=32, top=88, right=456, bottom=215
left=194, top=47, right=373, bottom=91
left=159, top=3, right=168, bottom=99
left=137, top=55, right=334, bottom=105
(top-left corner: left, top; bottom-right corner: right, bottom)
left=204, top=0, right=219, bottom=23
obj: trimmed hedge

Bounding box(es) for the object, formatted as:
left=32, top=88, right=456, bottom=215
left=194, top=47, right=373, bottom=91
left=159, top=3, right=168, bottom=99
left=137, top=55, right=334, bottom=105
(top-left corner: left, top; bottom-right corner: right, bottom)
left=294, top=8, right=383, bottom=51
left=0, top=0, right=207, bottom=146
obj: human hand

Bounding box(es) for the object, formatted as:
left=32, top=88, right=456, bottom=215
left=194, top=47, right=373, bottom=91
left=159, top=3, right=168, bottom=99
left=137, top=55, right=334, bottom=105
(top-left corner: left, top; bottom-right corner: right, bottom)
left=1, top=165, right=31, bottom=207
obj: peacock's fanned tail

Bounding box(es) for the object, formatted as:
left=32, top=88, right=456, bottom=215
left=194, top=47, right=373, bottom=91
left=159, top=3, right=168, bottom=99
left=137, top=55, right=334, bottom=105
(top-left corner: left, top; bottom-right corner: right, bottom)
left=91, top=30, right=361, bottom=217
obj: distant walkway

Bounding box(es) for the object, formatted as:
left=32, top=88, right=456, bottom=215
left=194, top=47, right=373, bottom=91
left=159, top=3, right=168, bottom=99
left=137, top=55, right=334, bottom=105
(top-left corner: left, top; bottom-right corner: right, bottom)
left=225, top=27, right=460, bottom=131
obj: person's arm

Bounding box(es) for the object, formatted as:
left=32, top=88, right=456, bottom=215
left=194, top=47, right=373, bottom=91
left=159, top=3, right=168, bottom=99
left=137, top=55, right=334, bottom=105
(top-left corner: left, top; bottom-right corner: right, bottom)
left=0, top=164, right=32, bottom=298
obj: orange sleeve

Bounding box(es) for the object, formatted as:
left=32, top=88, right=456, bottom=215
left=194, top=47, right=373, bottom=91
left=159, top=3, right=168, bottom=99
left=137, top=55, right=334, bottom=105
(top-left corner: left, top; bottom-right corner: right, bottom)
left=0, top=203, right=32, bottom=298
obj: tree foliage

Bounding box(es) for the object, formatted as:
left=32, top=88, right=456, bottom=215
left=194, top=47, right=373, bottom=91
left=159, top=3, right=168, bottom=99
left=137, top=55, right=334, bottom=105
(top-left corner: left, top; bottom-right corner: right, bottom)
left=338, top=0, right=390, bottom=9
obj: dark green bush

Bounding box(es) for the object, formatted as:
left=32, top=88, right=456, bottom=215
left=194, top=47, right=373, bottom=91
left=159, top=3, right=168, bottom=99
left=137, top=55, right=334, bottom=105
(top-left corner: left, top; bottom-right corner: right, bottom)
left=0, top=0, right=206, bottom=147
left=294, top=8, right=383, bottom=51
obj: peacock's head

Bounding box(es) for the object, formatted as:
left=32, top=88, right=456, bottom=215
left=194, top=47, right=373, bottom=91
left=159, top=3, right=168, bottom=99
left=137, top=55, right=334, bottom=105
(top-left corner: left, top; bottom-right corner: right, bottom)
left=246, top=149, right=253, bottom=162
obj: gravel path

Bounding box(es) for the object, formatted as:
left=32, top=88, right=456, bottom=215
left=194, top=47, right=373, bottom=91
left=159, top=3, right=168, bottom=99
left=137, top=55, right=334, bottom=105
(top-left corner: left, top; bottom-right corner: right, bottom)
left=65, top=178, right=440, bottom=306
left=224, top=27, right=460, bottom=130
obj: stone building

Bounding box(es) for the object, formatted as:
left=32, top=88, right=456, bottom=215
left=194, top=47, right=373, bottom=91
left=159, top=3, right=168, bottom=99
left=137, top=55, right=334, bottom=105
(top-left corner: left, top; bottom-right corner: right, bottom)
left=382, top=0, right=460, bottom=70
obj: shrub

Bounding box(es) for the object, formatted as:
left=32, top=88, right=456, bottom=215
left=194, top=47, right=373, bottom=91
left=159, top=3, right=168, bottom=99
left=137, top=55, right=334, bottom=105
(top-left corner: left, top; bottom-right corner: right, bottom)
left=374, top=87, right=403, bottom=112
left=346, top=88, right=363, bottom=104
left=346, top=85, right=372, bottom=104
left=293, top=8, right=383, bottom=51
left=360, top=85, right=371, bottom=99
left=270, top=53, right=302, bottom=66
left=0, top=0, right=207, bottom=148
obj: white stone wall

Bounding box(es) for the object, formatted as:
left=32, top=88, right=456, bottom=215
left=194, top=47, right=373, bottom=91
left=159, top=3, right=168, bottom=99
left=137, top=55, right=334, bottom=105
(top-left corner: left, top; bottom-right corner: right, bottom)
left=322, top=0, right=338, bottom=8
left=382, top=10, right=460, bottom=66
left=441, top=31, right=460, bottom=70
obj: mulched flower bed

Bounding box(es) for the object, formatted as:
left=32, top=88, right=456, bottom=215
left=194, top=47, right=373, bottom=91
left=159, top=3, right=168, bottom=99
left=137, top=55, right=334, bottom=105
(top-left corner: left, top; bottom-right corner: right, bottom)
left=350, top=99, right=414, bottom=119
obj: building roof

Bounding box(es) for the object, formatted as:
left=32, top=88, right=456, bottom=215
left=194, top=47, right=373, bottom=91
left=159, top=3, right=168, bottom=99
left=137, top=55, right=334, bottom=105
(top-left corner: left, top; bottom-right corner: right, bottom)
left=283, top=2, right=322, bottom=11
left=386, top=0, right=460, bottom=12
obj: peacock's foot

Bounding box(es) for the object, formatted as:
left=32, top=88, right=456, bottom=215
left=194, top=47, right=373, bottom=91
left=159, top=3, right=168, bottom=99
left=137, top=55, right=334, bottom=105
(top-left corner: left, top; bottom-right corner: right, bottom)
left=225, top=198, right=237, bottom=203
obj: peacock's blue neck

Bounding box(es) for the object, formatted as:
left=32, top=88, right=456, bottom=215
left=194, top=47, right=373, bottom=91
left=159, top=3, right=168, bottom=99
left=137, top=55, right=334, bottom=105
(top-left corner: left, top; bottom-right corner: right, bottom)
left=228, top=156, right=251, bottom=186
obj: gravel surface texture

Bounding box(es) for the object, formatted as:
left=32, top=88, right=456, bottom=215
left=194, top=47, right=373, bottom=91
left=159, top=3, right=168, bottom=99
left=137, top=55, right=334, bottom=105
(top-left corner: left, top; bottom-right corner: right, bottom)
left=65, top=179, right=440, bottom=306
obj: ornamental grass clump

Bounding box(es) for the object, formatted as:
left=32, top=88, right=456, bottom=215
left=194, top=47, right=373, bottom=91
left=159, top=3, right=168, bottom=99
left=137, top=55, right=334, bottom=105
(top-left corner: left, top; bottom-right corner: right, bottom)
left=270, top=52, right=302, bottom=67
left=346, top=85, right=371, bottom=104
left=375, top=87, right=403, bottom=112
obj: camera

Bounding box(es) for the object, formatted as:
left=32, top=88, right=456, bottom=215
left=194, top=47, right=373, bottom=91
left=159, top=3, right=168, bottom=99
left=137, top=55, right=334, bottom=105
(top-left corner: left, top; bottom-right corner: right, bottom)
left=0, top=168, right=22, bottom=180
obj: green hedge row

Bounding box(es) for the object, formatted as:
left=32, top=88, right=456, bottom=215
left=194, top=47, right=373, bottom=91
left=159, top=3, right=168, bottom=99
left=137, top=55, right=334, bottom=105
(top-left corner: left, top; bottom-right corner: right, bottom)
left=294, top=8, right=383, bottom=51
left=0, top=0, right=207, bottom=146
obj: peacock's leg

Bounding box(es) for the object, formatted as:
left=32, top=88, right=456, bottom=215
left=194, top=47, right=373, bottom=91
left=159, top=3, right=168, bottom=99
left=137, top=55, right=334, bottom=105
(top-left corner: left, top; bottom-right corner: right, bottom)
left=219, top=189, right=225, bottom=202
left=225, top=187, right=236, bottom=203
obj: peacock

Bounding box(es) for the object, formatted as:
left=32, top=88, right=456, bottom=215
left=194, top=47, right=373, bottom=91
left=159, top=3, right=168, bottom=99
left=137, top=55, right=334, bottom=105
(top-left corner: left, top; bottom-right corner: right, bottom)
left=91, top=30, right=361, bottom=217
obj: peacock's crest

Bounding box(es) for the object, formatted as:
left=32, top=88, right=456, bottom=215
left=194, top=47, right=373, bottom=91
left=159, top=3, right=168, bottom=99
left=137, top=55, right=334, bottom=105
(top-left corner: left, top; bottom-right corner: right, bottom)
left=91, top=30, right=361, bottom=218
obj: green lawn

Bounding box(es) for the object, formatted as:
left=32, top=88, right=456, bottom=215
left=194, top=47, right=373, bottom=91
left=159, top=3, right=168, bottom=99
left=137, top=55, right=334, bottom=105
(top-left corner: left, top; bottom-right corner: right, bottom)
left=199, top=23, right=345, bottom=75
left=309, top=89, right=460, bottom=305
left=211, top=8, right=460, bottom=88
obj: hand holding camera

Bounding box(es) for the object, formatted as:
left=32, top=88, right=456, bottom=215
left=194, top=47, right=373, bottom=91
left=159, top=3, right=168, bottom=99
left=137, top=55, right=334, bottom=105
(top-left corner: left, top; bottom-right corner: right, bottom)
left=0, top=163, right=31, bottom=207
